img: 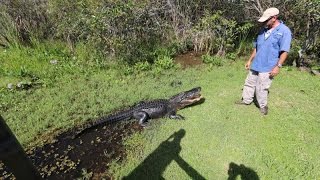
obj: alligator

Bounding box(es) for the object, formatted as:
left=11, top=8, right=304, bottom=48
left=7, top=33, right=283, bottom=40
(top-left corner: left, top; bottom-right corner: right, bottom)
left=74, top=87, right=203, bottom=137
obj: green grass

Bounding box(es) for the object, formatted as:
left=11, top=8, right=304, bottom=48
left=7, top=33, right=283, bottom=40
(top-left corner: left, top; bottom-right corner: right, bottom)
left=1, top=50, right=320, bottom=179
left=110, top=62, right=320, bottom=179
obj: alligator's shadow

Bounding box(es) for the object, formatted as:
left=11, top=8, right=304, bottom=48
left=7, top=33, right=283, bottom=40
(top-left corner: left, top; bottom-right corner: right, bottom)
left=227, top=162, right=259, bottom=180
left=123, top=129, right=205, bottom=180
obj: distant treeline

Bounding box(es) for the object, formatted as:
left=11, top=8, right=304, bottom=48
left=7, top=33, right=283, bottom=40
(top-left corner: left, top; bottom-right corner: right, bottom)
left=0, top=0, right=319, bottom=66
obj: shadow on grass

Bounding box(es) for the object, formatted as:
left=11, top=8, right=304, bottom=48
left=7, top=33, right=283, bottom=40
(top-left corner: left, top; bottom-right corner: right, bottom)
left=227, top=162, right=259, bottom=180
left=123, top=129, right=205, bottom=180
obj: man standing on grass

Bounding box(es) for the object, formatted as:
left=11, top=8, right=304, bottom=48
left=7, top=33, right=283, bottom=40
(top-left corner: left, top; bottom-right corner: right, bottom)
left=236, top=7, right=292, bottom=115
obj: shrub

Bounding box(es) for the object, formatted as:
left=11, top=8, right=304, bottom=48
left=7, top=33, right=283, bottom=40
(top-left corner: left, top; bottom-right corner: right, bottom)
left=154, top=56, right=176, bottom=70
left=201, top=54, right=224, bottom=66
left=153, top=47, right=175, bottom=60
left=0, top=10, right=20, bottom=48
left=191, top=11, right=238, bottom=56
left=134, top=61, right=152, bottom=72
left=0, top=0, right=50, bottom=46
left=226, top=52, right=237, bottom=61
left=1, top=0, right=319, bottom=67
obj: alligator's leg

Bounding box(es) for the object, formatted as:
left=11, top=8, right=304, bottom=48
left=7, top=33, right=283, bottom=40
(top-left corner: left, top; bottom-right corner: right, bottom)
left=169, top=112, right=185, bottom=120
left=133, top=111, right=149, bottom=127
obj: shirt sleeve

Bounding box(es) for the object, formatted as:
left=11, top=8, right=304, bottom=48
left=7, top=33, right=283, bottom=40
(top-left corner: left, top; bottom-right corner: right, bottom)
left=253, top=29, right=264, bottom=49
left=280, top=28, right=292, bottom=52
left=253, top=39, right=257, bottom=49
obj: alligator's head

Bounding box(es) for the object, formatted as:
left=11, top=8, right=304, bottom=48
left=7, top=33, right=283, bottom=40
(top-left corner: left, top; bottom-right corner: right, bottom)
left=169, top=87, right=203, bottom=110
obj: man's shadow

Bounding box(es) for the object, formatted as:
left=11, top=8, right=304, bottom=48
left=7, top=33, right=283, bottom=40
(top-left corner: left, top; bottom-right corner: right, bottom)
left=123, top=129, right=205, bottom=180
left=227, top=162, right=259, bottom=180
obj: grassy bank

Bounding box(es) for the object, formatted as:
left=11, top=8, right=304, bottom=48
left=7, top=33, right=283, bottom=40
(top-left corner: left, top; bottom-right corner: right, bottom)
left=1, top=47, right=320, bottom=179
left=0, top=69, right=195, bottom=147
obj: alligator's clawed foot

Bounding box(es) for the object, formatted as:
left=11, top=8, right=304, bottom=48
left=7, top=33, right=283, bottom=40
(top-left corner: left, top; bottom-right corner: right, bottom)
left=142, top=125, right=150, bottom=129
left=169, top=114, right=185, bottom=120
left=140, top=123, right=151, bottom=129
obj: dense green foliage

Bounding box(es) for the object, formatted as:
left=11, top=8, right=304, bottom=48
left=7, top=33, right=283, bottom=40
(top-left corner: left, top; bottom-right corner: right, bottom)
left=0, top=0, right=319, bottom=66
left=287, top=0, right=320, bottom=67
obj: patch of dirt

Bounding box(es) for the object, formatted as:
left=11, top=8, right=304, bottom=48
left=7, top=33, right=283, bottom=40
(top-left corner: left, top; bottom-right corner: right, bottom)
left=0, top=121, right=142, bottom=179
left=174, top=51, right=204, bottom=68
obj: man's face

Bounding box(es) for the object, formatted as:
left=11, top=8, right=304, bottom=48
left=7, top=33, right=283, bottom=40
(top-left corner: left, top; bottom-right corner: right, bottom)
left=263, top=16, right=276, bottom=29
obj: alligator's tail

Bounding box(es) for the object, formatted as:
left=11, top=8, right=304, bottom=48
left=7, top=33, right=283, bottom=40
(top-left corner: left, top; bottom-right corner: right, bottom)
left=73, top=109, right=133, bottom=138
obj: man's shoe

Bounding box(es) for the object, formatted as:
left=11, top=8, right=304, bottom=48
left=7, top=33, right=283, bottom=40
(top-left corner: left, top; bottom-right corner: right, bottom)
left=260, top=106, right=268, bottom=115
left=235, top=100, right=250, bottom=105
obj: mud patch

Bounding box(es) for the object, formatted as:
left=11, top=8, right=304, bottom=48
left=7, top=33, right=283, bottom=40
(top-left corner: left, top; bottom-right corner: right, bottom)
left=174, top=51, right=204, bottom=68
left=0, top=121, right=142, bottom=179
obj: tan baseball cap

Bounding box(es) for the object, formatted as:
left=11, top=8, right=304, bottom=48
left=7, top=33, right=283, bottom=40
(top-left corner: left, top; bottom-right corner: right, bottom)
left=258, top=7, right=279, bottom=22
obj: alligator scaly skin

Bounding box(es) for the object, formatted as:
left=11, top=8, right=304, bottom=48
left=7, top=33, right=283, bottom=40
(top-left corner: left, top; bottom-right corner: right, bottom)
left=90, top=99, right=171, bottom=127
left=74, top=87, right=202, bottom=137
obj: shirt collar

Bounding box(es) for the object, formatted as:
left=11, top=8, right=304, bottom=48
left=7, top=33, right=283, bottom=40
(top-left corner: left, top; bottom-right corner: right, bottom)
left=274, top=21, right=283, bottom=31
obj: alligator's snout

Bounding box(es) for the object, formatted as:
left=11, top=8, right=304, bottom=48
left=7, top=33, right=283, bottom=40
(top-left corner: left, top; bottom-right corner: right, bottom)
left=171, top=87, right=203, bottom=109
left=185, top=87, right=202, bottom=98
left=183, top=90, right=203, bottom=103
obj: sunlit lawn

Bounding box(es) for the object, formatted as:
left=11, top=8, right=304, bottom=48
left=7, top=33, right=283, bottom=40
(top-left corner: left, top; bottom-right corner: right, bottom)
left=111, top=62, right=320, bottom=179
left=1, top=58, right=320, bottom=179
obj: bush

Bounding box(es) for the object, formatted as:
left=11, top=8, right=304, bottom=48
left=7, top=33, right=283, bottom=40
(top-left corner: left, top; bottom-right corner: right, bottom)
left=1, top=0, right=319, bottom=67
left=201, top=54, right=224, bottom=66
left=134, top=61, right=152, bottom=72
left=226, top=52, right=237, bottom=61
left=153, top=47, right=176, bottom=60
left=0, top=10, right=20, bottom=48
left=0, top=0, right=50, bottom=46
left=154, top=56, right=176, bottom=70
left=287, top=0, right=320, bottom=66
left=191, top=11, right=238, bottom=55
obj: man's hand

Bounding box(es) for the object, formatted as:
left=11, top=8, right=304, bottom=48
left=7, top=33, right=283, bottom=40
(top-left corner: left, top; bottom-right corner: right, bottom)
left=245, top=60, right=251, bottom=70
left=246, top=49, right=256, bottom=70
left=270, top=66, right=280, bottom=77
left=270, top=51, right=288, bottom=77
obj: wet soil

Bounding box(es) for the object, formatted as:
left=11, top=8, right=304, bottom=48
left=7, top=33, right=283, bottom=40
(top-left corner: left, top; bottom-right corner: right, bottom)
left=1, top=121, right=142, bottom=179
left=174, top=51, right=204, bottom=69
